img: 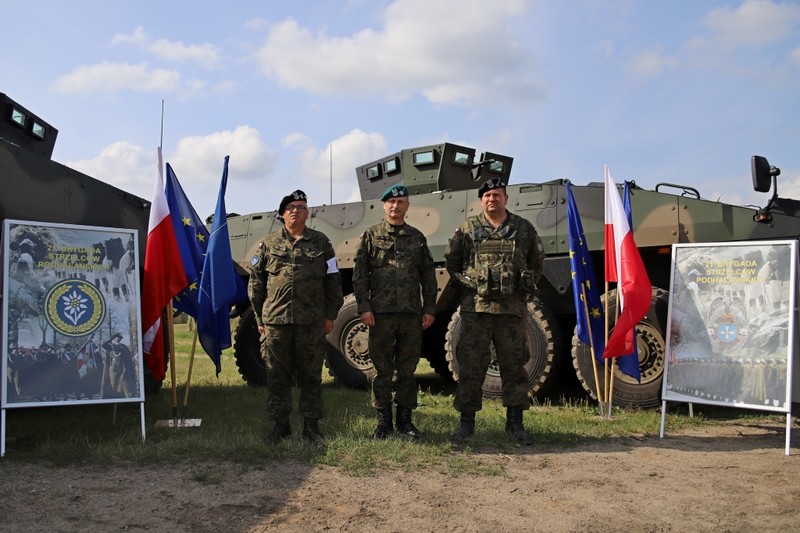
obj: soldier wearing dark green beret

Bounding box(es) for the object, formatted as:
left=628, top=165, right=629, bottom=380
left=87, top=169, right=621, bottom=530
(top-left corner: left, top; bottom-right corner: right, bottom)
left=248, top=189, right=344, bottom=443
left=352, top=184, right=437, bottom=439
left=444, top=177, right=545, bottom=445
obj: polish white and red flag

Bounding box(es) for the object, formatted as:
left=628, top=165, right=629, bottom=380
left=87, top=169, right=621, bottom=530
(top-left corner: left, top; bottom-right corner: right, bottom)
left=141, top=148, right=188, bottom=381
left=603, top=166, right=651, bottom=359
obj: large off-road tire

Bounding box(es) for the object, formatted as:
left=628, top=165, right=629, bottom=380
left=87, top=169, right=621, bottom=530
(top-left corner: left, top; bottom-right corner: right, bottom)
left=571, top=287, right=669, bottom=409
left=325, top=295, right=374, bottom=389
left=444, top=299, right=560, bottom=399
left=233, top=308, right=268, bottom=387
left=421, top=312, right=456, bottom=383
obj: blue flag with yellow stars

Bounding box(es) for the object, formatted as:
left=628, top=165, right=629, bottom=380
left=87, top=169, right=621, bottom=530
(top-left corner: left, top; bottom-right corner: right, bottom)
left=566, top=181, right=606, bottom=361
left=566, top=181, right=640, bottom=381
left=197, top=156, right=248, bottom=375
left=165, top=164, right=207, bottom=320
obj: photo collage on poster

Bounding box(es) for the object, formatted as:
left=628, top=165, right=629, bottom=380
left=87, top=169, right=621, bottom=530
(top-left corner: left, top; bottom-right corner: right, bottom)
left=2, top=220, right=143, bottom=407
left=664, top=241, right=795, bottom=412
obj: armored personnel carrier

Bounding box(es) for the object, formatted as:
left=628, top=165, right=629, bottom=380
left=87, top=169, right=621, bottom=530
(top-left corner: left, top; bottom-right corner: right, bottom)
left=227, top=142, right=796, bottom=409
left=0, top=93, right=150, bottom=255
left=0, top=93, right=153, bottom=388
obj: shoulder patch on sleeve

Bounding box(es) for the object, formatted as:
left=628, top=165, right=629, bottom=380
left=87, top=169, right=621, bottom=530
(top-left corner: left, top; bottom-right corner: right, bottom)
left=250, top=255, right=260, bottom=266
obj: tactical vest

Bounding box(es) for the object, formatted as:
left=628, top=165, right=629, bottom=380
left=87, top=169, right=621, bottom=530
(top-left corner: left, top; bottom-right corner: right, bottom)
left=466, top=219, right=525, bottom=298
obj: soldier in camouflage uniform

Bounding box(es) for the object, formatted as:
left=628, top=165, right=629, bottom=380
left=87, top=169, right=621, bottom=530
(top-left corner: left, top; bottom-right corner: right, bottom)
left=444, top=178, right=545, bottom=445
left=248, top=190, right=344, bottom=444
left=353, top=184, right=437, bottom=440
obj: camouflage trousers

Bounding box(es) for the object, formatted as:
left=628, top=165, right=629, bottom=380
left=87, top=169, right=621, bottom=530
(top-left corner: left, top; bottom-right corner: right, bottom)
left=261, top=323, right=326, bottom=421
left=453, top=312, right=530, bottom=413
left=369, top=313, right=422, bottom=410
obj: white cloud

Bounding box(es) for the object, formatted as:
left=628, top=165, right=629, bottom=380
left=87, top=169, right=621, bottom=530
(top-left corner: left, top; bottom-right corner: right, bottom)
left=112, top=26, right=221, bottom=69
left=66, top=141, right=154, bottom=194
left=65, top=127, right=278, bottom=216
left=790, top=46, right=800, bottom=65
left=626, top=47, right=678, bottom=78
left=283, top=129, right=389, bottom=204
left=777, top=169, right=800, bottom=200
left=51, top=62, right=182, bottom=93
left=706, top=0, right=800, bottom=47
left=704, top=0, right=800, bottom=48
left=169, top=126, right=278, bottom=190
left=254, top=0, right=539, bottom=107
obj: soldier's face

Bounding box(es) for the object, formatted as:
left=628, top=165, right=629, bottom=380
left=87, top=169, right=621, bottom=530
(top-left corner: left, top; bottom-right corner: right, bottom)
left=481, top=189, right=508, bottom=216
left=383, top=197, right=409, bottom=224
left=283, top=201, right=309, bottom=225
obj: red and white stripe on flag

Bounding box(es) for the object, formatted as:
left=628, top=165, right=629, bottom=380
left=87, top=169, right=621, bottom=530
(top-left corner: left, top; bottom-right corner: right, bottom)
left=603, top=166, right=651, bottom=359
left=141, top=148, right=188, bottom=381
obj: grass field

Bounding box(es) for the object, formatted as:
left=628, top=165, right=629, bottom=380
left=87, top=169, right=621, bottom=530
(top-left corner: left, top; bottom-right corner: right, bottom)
left=2, top=324, right=784, bottom=474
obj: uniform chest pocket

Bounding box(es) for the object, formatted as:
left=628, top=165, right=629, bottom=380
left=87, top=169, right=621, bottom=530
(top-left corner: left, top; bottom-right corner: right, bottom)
left=266, top=246, right=291, bottom=274
left=302, top=248, right=327, bottom=276
left=370, top=239, right=394, bottom=268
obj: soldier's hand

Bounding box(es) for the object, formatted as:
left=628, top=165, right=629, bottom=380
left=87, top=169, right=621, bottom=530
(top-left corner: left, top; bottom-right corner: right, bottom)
left=360, top=311, right=375, bottom=328
left=422, top=313, right=435, bottom=331
left=257, top=325, right=264, bottom=335
left=323, top=319, right=334, bottom=336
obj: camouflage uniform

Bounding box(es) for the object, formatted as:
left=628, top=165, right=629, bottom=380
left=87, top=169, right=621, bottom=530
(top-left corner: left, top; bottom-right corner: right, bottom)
left=444, top=211, right=545, bottom=413
left=352, top=219, right=437, bottom=410
left=248, top=227, right=343, bottom=422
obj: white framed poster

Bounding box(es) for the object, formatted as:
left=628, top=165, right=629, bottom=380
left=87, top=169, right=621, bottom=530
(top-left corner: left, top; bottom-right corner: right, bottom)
left=2, top=219, right=144, bottom=407
left=662, top=241, right=795, bottom=413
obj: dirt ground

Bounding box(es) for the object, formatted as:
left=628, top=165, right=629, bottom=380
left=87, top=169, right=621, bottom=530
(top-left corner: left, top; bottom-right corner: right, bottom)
left=0, top=419, right=798, bottom=533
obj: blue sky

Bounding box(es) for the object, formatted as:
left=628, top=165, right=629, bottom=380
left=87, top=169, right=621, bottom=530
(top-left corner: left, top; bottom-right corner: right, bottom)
left=4, top=0, right=799, bottom=218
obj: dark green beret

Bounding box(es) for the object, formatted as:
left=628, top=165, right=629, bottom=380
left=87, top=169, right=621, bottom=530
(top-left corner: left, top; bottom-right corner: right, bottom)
left=380, top=184, right=409, bottom=201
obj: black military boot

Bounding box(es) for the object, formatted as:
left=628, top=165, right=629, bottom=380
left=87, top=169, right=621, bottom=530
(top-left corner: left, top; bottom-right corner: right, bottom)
left=505, top=406, right=534, bottom=445
left=264, top=418, right=291, bottom=444
left=395, top=406, right=422, bottom=440
left=373, top=408, right=393, bottom=440
left=302, top=418, right=324, bottom=442
left=452, top=412, right=475, bottom=440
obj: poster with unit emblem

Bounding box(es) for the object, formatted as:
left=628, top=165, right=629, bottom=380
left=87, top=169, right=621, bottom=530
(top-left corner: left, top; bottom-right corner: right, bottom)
left=2, top=219, right=143, bottom=407
left=662, top=241, right=795, bottom=413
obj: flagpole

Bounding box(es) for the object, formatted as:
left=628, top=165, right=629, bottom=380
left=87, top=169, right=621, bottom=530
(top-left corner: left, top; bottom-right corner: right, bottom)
left=581, top=286, right=605, bottom=415
left=604, top=281, right=610, bottom=410
left=182, top=329, right=199, bottom=421
left=607, top=292, right=621, bottom=419
left=166, top=302, right=179, bottom=424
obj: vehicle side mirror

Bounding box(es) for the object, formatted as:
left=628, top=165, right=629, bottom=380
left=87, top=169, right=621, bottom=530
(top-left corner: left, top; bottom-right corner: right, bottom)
left=751, top=155, right=780, bottom=193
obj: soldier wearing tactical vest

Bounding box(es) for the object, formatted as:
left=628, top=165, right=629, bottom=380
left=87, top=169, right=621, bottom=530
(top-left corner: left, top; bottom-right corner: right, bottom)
left=444, top=178, right=545, bottom=445
left=248, top=190, right=344, bottom=444
left=353, top=184, right=437, bottom=440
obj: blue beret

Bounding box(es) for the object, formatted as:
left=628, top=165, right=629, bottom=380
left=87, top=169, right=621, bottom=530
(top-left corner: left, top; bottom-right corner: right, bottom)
left=478, top=177, right=507, bottom=198
left=380, top=184, right=409, bottom=201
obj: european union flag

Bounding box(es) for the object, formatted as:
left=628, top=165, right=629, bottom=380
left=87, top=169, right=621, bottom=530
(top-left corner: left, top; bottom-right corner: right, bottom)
left=197, top=156, right=248, bottom=375
left=566, top=182, right=605, bottom=361
left=164, top=164, right=207, bottom=319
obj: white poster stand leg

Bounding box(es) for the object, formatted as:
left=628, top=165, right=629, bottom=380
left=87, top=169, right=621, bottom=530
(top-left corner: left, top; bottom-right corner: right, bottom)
left=140, top=402, right=146, bottom=442
left=659, top=400, right=667, bottom=439
left=785, top=412, right=792, bottom=456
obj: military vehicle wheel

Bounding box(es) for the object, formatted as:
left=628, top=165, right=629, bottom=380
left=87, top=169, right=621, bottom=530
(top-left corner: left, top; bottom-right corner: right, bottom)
left=421, top=312, right=456, bottom=383
left=325, top=295, right=374, bottom=389
left=571, top=287, right=669, bottom=409
left=233, top=308, right=268, bottom=386
left=444, top=299, right=559, bottom=399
